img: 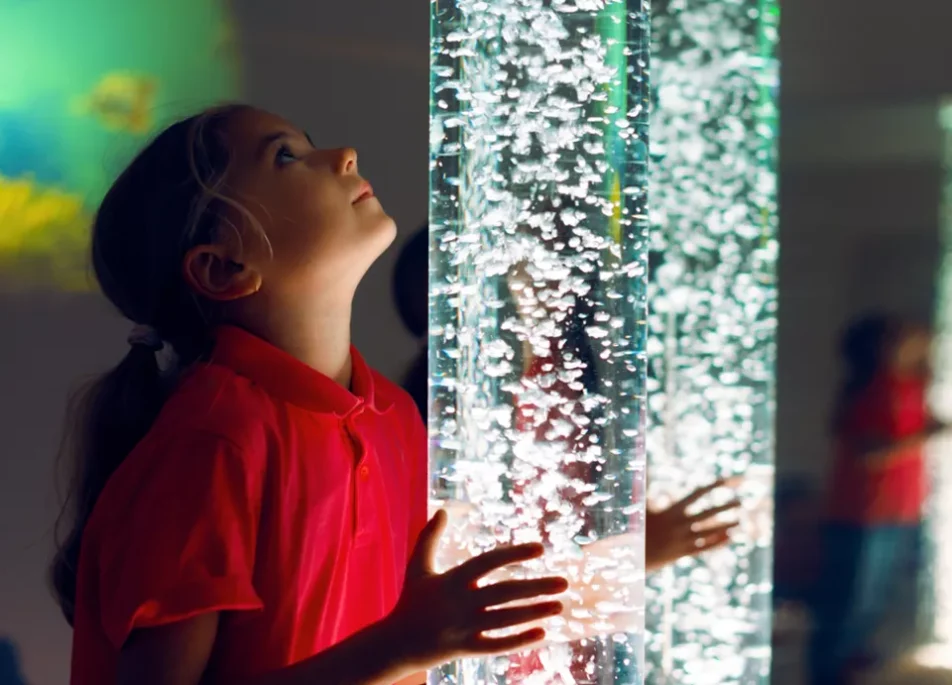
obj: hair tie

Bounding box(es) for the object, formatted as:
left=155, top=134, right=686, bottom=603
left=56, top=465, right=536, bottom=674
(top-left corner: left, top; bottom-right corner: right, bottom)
left=127, top=325, right=164, bottom=352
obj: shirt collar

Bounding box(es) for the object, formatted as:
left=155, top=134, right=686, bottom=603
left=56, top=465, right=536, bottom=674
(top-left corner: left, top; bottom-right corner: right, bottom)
left=209, top=325, right=391, bottom=416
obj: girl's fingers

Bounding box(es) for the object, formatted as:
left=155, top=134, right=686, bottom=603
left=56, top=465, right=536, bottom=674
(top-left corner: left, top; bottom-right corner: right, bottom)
left=469, top=627, right=547, bottom=655
left=667, top=524, right=737, bottom=561
left=695, top=522, right=739, bottom=539
left=452, top=543, right=545, bottom=584
left=671, top=479, right=729, bottom=511
left=682, top=525, right=736, bottom=555
left=474, top=601, right=563, bottom=633
left=696, top=531, right=732, bottom=553
left=472, top=576, right=568, bottom=608
left=687, top=500, right=742, bottom=526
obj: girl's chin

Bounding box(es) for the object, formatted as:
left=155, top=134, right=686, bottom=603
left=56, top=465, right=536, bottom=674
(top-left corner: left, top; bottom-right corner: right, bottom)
left=370, top=214, right=399, bottom=245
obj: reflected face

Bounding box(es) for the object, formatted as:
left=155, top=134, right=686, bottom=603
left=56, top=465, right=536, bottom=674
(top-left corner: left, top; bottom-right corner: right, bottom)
left=223, top=108, right=397, bottom=298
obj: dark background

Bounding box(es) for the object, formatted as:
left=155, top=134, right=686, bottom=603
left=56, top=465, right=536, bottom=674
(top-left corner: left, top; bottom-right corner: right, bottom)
left=3, top=0, right=952, bottom=682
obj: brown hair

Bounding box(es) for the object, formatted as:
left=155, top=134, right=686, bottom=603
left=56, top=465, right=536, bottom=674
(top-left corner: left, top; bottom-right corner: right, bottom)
left=50, top=104, right=254, bottom=625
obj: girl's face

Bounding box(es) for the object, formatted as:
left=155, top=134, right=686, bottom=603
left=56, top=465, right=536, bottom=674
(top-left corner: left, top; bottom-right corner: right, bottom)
left=191, top=108, right=396, bottom=303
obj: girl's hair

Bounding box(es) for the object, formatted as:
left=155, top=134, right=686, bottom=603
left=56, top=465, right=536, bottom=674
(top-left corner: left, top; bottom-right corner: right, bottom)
left=832, top=312, right=898, bottom=432
left=50, top=103, right=254, bottom=626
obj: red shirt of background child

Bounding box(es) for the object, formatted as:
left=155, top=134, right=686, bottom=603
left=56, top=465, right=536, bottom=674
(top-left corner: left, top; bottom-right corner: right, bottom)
left=827, top=319, right=936, bottom=525
left=828, top=372, right=928, bottom=524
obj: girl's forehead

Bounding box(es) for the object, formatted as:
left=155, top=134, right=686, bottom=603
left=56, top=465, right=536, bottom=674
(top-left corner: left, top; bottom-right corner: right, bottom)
left=228, top=108, right=302, bottom=149
left=232, top=107, right=291, bottom=131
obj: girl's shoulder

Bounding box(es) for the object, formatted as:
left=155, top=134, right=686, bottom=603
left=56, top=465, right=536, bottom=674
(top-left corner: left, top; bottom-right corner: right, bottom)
left=154, top=361, right=279, bottom=454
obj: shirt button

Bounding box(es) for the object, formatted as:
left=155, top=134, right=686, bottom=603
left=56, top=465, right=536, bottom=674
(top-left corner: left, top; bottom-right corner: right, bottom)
left=358, top=463, right=370, bottom=480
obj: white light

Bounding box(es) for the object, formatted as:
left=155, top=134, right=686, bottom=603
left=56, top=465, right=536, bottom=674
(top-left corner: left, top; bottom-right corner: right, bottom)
left=918, top=100, right=952, bottom=670
left=429, top=0, right=649, bottom=682
left=913, top=643, right=952, bottom=671
left=644, top=1, right=779, bottom=684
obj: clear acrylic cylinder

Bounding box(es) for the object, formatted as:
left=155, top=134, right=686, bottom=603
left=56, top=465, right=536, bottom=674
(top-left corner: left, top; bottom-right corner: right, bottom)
left=644, top=1, right=779, bottom=684
left=428, top=0, right=650, bottom=683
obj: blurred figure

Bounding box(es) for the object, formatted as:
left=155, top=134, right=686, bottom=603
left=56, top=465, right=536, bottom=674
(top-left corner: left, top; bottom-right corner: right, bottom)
left=811, top=314, right=943, bottom=685
left=392, top=225, right=428, bottom=418
left=0, top=638, right=29, bottom=685
left=773, top=478, right=821, bottom=605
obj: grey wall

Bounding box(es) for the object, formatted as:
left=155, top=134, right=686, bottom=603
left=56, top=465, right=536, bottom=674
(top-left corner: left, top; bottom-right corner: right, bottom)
left=3, top=0, right=952, bottom=683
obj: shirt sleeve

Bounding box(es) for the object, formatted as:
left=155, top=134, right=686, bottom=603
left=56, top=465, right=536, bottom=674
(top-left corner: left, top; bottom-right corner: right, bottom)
left=93, top=429, right=266, bottom=650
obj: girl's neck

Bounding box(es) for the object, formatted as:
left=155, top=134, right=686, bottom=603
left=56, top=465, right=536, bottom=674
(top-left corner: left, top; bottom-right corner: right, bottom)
left=243, top=303, right=355, bottom=388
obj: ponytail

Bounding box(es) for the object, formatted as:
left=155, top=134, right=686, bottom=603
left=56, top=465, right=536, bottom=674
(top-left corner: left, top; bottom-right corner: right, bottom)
left=49, top=104, right=248, bottom=626
left=51, top=343, right=170, bottom=625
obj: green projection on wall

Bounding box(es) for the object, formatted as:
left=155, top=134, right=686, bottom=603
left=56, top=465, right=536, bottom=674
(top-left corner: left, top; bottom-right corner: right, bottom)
left=0, top=0, right=240, bottom=290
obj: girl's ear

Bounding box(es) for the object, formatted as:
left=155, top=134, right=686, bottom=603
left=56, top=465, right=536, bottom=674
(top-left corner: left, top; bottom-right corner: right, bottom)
left=182, top=243, right=262, bottom=301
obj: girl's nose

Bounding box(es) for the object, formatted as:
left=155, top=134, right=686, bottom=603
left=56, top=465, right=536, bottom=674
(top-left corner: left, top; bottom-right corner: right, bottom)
left=333, top=147, right=358, bottom=175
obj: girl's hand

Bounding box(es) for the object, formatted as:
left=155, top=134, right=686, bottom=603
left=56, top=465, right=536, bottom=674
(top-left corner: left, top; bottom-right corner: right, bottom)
left=386, top=510, right=568, bottom=673
left=646, top=478, right=741, bottom=572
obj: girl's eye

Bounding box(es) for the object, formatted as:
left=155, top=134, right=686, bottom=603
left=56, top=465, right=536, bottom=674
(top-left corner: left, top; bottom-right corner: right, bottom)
left=276, top=145, right=297, bottom=166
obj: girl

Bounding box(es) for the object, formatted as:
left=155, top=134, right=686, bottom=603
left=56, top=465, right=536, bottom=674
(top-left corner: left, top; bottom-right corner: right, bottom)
left=50, top=104, right=570, bottom=685
left=811, top=314, right=943, bottom=685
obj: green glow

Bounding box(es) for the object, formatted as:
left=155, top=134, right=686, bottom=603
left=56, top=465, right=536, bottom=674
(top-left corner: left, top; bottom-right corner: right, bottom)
left=0, top=0, right=239, bottom=290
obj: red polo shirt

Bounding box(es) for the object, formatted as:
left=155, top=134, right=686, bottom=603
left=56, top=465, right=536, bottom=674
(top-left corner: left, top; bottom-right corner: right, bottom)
left=827, top=372, right=928, bottom=525
left=70, top=326, right=428, bottom=684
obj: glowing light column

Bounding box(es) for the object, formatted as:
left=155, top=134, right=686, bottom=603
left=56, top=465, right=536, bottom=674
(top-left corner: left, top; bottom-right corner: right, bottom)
left=917, top=101, right=952, bottom=670
left=429, top=0, right=649, bottom=683
left=645, top=2, right=779, bottom=684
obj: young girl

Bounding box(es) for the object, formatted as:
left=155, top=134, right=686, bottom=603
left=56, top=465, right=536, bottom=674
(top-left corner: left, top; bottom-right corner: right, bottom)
left=50, top=104, right=570, bottom=685
left=811, top=314, right=942, bottom=685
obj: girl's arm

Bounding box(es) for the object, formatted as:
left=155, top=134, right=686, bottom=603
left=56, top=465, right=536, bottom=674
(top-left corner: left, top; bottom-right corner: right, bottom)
left=393, top=673, right=427, bottom=685
left=117, top=512, right=566, bottom=685
left=856, top=419, right=945, bottom=470
left=118, top=612, right=409, bottom=685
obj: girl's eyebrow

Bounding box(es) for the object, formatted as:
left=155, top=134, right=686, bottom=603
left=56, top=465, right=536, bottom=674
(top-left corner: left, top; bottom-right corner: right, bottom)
left=257, top=131, right=292, bottom=159
left=256, top=129, right=313, bottom=159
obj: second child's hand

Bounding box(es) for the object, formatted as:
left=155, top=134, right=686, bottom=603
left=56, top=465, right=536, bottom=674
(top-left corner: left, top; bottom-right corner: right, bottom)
left=433, top=477, right=741, bottom=642
left=439, top=477, right=741, bottom=574
left=644, top=477, right=742, bottom=572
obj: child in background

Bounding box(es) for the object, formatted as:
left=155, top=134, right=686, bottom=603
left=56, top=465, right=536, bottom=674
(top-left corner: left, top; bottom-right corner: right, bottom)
left=51, top=104, right=569, bottom=685
left=811, top=314, right=943, bottom=685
